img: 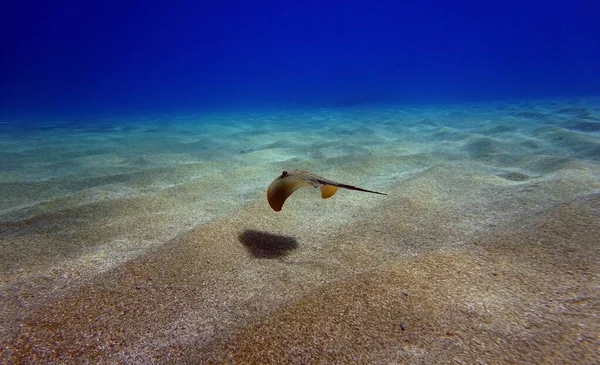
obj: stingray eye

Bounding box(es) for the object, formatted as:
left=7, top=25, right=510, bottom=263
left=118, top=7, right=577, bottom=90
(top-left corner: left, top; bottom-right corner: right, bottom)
left=281, top=170, right=288, bottom=176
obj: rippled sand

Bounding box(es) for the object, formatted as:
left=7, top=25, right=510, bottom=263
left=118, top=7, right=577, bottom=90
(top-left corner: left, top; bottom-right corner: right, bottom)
left=1, top=99, right=599, bottom=364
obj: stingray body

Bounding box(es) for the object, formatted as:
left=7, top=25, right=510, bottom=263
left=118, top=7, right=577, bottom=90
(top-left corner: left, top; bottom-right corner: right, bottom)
left=267, top=169, right=386, bottom=211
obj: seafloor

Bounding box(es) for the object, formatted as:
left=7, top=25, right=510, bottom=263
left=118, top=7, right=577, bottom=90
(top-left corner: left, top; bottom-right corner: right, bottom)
left=1, top=99, right=599, bottom=364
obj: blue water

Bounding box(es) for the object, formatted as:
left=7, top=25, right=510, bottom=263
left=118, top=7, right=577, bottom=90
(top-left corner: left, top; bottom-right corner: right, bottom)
left=1, top=0, right=599, bottom=120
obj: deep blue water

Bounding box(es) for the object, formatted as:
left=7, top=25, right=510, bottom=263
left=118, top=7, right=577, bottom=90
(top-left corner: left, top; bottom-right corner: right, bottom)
left=1, top=0, right=599, bottom=120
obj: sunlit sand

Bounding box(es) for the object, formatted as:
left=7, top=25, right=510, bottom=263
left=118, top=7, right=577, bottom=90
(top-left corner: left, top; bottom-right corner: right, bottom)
left=1, top=98, right=599, bottom=363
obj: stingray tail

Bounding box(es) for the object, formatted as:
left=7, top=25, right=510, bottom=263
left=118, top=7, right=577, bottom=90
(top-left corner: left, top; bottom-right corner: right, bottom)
left=337, top=183, right=387, bottom=195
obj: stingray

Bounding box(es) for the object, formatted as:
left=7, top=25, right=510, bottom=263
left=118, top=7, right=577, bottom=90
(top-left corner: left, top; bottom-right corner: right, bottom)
left=267, top=169, right=387, bottom=211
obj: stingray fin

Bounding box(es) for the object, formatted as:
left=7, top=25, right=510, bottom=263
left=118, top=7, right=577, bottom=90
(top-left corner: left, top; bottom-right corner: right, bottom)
left=320, top=185, right=338, bottom=199
left=267, top=176, right=313, bottom=211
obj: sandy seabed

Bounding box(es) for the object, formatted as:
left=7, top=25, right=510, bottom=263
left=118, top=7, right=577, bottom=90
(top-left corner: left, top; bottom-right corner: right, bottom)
left=1, top=99, right=599, bottom=364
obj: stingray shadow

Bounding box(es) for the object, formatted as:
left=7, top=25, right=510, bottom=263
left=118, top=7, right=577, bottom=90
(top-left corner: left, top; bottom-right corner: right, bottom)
left=238, top=229, right=298, bottom=259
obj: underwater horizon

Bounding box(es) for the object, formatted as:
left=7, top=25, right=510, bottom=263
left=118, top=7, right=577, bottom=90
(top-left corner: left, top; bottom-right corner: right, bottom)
left=2, top=1, right=600, bottom=119
left=2, top=1, right=600, bottom=364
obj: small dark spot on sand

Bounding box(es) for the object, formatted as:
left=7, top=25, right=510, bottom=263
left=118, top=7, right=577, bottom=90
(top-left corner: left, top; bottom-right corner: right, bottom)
left=499, top=171, right=530, bottom=182
left=514, top=111, right=555, bottom=123
left=556, top=107, right=591, bottom=118
left=485, top=125, right=517, bottom=134
left=464, top=137, right=502, bottom=159
left=564, top=119, right=600, bottom=132
left=400, top=322, right=407, bottom=331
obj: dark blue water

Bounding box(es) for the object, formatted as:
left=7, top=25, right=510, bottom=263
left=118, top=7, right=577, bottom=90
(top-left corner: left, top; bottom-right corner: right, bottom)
left=1, top=0, right=599, bottom=119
